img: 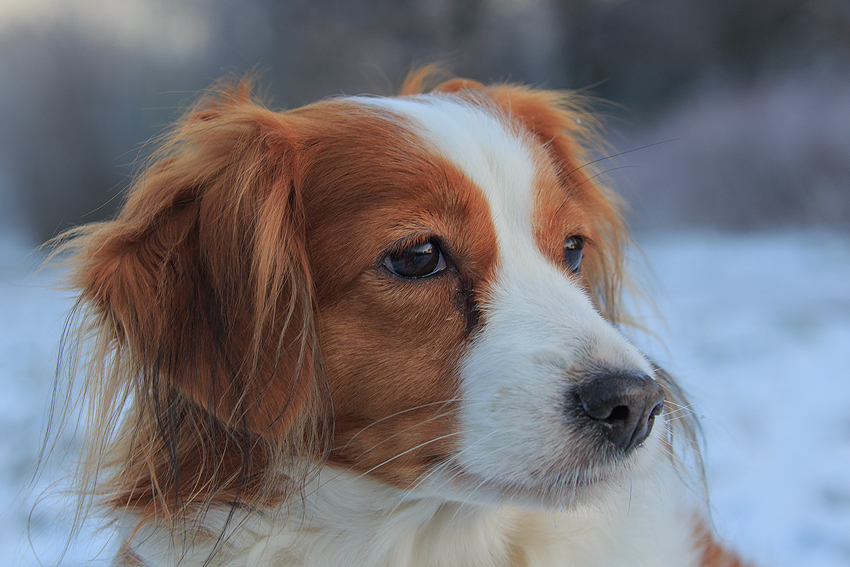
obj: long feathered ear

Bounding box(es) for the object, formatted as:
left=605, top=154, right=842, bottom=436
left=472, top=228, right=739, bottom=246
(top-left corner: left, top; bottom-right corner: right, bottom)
left=68, top=83, right=317, bottom=438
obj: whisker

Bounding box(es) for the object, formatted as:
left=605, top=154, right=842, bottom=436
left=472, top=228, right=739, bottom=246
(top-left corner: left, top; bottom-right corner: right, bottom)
left=664, top=412, right=695, bottom=422
left=337, top=408, right=460, bottom=455
left=563, top=139, right=680, bottom=178
left=662, top=400, right=694, bottom=411
left=663, top=407, right=696, bottom=419
left=346, top=431, right=465, bottom=484
left=340, top=398, right=462, bottom=451
left=571, top=164, right=642, bottom=192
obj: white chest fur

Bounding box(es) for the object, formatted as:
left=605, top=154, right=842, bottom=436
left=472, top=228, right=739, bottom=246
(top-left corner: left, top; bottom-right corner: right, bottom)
left=126, top=463, right=702, bottom=567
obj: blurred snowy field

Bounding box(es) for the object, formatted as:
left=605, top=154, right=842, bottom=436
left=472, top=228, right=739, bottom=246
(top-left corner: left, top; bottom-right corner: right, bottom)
left=1, top=231, right=849, bottom=566
left=631, top=231, right=850, bottom=567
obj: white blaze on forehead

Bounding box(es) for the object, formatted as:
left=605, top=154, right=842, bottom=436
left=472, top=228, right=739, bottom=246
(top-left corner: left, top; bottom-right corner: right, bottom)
left=359, top=95, right=543, bottom=261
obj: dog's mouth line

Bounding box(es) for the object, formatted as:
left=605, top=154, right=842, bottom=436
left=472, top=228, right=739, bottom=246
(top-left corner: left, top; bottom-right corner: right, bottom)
left=423, top=457, right=631, bottom=504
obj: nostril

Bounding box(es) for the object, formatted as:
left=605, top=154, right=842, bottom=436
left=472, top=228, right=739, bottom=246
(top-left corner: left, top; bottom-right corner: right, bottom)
left=605, top=405, right=630, bottom=424
left=574, top=373, right=665, bottom=454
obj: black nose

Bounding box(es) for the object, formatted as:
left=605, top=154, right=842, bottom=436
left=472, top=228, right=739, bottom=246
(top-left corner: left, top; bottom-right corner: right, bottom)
left=575, top=374, right=665, bottom=454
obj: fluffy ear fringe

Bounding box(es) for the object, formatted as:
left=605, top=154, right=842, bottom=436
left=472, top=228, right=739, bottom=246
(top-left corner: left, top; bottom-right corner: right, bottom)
left=43, top=79, right=332, bottom=537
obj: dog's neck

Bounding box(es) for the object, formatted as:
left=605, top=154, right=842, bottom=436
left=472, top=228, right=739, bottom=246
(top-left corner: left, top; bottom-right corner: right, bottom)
left=123, top=465, right=703, bottom=567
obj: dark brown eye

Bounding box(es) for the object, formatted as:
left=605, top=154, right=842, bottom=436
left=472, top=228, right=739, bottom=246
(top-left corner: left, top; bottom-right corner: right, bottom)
left=563, top=235, right=585, bottom=273
left=383, top=239, right=446, bottom=278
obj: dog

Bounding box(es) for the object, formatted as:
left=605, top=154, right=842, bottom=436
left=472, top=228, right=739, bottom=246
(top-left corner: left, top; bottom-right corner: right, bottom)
left=52, top=69, right=747, bottom=566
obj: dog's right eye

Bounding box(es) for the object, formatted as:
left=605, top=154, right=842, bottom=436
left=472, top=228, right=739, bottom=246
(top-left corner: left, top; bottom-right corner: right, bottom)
left=383, top=239, right=446, bottom=278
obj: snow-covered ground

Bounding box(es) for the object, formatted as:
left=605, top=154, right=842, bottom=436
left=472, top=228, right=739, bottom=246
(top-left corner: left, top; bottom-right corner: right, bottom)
left=1, top=231, right=849, bottom=566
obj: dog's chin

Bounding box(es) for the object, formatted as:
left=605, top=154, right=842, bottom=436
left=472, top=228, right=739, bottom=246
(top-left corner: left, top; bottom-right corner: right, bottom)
left=491, top=465, right=634, bottom=510
left=412, top=453, right=645, bottom=512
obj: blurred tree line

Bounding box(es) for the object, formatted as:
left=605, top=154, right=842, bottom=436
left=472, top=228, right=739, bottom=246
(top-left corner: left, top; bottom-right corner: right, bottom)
left=1, top=0, right=848, bottom=241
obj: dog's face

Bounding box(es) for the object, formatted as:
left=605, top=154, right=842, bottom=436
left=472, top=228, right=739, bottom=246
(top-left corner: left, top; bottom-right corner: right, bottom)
left=76, top=79, right=666, bottom=513
left=307, top=93, right=662, bottom=503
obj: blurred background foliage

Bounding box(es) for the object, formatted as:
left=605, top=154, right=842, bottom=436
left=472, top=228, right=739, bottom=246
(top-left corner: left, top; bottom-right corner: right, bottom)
left=0, top=0, right=849, bottom=242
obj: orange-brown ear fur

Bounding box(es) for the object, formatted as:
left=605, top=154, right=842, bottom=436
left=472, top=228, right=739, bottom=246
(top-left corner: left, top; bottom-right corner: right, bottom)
left=78, top=83, right=316, bottom=436
left=53, top=81, right=328, bottom=519
left=399, top=64, right=485, bottom=95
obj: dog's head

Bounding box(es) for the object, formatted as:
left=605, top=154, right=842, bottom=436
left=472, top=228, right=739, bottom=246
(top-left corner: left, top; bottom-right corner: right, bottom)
left=63, top=73, right=680, bottom=518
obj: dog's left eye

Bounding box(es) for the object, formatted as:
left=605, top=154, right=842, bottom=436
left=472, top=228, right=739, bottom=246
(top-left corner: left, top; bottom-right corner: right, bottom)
left=383, top=239, right=447, bottom=278
left=563, top=235, right=585, bottom=274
